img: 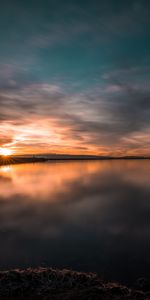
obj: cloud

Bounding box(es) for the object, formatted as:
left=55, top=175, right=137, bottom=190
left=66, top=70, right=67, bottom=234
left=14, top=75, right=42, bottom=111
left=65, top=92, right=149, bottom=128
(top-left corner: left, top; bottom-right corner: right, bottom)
left=0, top=0, right=150, bottom=155
left=0, top=75, right=150, bottom=155
left=0, top=135, right=13, bottom=147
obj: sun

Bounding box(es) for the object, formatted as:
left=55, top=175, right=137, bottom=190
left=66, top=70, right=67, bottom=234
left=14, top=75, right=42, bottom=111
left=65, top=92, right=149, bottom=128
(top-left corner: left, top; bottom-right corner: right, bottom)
left=0, top=148, right=13, bottom=156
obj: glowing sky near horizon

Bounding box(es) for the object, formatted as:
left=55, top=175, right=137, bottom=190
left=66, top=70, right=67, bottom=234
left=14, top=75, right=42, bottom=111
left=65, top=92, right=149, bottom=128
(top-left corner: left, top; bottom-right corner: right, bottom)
left=0, top=0, right=150, bottom=156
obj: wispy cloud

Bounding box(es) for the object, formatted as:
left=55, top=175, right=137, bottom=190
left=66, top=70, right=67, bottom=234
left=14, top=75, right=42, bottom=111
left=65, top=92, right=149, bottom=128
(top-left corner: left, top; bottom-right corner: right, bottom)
left=0, top=76, right=150, bottom=155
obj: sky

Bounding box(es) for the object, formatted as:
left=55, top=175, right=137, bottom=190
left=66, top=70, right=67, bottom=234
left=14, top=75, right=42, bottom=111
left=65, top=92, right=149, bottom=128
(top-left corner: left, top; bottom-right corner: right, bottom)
left=0, top=0, right=150, bottom=156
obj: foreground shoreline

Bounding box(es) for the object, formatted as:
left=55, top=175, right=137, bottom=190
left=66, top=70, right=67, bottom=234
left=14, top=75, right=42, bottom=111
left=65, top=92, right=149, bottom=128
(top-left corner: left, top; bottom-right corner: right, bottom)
left=0, top=267, right=150, bottom=299
left=0, top=155, right=150, bottom=167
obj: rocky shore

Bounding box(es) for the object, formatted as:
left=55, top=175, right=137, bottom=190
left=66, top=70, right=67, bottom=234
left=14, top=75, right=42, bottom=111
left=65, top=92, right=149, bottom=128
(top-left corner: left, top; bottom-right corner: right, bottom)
left=0, top=267, right=150, bottom=299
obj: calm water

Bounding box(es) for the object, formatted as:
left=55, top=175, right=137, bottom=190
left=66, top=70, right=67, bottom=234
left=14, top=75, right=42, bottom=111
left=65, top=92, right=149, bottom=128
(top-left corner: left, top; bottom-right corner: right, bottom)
left=0, top=160, right=150, bottom=285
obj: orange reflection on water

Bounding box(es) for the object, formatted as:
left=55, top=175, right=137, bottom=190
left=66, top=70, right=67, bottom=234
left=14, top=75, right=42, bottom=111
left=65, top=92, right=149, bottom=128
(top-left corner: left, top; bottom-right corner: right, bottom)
left=0, top=161, right=106, bottom=201
left=0, top=160, right=150, bottom=203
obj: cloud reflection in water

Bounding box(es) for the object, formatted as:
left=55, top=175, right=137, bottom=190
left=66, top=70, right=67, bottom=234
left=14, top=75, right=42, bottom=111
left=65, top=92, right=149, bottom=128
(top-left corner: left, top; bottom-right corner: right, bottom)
left=0, top=160, right=150, bottom=284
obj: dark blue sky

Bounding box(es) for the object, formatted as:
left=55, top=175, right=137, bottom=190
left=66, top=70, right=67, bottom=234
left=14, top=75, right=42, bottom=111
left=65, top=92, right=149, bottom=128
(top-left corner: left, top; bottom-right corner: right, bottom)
left=0, top=0, right=150, bottom=155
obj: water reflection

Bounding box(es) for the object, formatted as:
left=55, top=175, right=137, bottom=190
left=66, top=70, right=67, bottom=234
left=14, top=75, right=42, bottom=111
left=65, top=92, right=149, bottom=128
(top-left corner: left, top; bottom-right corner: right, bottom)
left=0, top=160, right=150, bottom=284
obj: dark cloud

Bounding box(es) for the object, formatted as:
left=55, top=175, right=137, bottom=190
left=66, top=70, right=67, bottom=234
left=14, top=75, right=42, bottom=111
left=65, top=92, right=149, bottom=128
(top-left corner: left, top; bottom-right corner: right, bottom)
left=0, top=0, right=150, bottom=155
left=0, top=78, right=150, bottom=153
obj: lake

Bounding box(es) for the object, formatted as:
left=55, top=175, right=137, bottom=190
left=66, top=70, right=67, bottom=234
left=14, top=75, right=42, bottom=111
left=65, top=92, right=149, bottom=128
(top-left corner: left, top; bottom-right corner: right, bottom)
left=0, top=160, right=150, bottom=285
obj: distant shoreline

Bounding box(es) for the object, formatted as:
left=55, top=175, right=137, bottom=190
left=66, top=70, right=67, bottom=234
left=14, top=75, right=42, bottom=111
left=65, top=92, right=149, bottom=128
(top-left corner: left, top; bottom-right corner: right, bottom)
left=0, top=155, right=150, bottom=166
left=0, top=267, right=149, bottom=300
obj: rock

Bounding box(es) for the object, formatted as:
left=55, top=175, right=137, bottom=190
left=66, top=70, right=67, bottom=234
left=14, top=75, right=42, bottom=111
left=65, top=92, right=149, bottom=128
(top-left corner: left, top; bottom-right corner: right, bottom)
left=0, top=267, right=149, bottom=299
left=136, top=278, right=150, bottom=292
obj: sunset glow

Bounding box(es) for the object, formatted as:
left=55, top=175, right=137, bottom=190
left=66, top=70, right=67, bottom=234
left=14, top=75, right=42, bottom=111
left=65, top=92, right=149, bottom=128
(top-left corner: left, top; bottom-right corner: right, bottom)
left=0, top=1, right=150, bottom=157
left=0, top=1, right=150, bottom=296
left=0, top=148, right=13, bottom=156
